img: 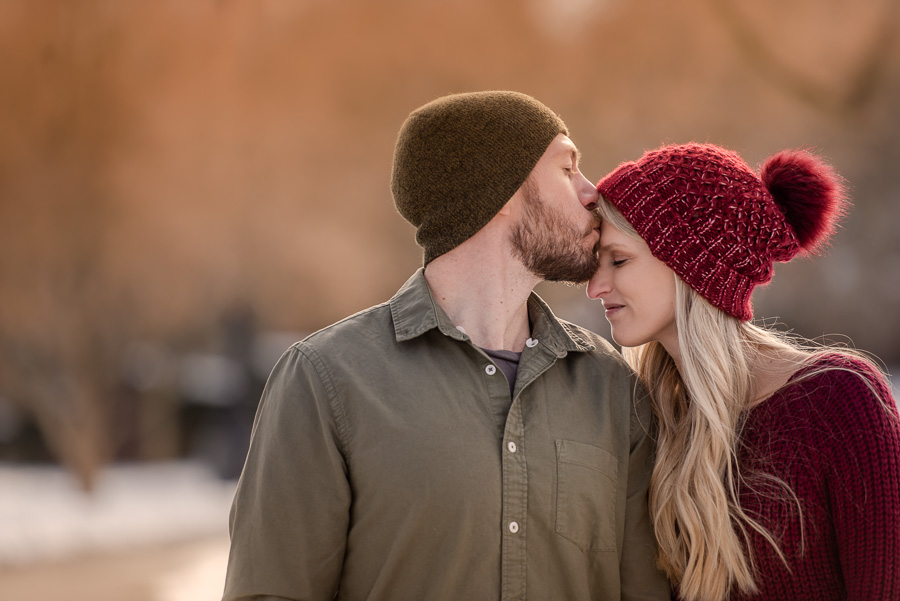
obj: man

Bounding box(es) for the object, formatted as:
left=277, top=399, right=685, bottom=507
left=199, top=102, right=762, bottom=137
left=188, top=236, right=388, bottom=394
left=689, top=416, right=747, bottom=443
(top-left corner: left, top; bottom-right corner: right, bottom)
left=223, top=91, right=670, bottom=601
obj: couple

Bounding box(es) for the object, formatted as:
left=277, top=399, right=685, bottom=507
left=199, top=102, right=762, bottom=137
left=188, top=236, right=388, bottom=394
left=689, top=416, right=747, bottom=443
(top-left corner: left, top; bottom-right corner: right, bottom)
left=223, top=92, right=900, bottom=601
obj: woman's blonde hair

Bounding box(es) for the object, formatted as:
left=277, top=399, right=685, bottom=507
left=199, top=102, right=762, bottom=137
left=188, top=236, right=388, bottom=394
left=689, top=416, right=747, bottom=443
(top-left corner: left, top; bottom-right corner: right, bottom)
left=595, top=199, right=891, bottom=601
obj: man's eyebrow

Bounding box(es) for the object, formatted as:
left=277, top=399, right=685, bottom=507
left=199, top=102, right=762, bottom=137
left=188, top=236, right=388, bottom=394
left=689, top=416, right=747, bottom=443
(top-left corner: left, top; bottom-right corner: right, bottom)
left=573, top=149, right=582, bottom=165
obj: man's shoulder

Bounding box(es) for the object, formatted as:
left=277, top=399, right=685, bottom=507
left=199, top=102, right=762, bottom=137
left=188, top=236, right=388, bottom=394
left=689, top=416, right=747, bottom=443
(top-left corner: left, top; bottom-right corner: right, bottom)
left=297, top=301, right=395, bottom=352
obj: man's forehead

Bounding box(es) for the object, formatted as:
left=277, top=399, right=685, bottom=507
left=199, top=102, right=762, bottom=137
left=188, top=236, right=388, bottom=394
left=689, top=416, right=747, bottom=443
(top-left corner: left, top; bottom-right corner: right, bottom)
left=546, top=134, right=580, bottom=158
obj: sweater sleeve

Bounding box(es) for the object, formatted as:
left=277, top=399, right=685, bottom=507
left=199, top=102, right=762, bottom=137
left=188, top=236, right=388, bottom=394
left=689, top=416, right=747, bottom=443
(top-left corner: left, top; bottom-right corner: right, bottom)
left=819, top=362, right=900, bottom=601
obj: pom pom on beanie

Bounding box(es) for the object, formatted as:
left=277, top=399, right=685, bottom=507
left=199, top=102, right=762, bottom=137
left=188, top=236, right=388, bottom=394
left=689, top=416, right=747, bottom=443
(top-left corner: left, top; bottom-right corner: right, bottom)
left=761, top=149, right=848, bottom=255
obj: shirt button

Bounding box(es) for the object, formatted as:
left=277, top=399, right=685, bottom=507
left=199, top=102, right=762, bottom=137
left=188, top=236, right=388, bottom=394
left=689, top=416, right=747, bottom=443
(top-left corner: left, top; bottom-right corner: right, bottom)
left=525, top=338, right=539, bottom=348
left=485, top=364, right=497, bottom=375
left=508, top=521, right=519, bottom=534
left=507, top=441, right=517, bottom=453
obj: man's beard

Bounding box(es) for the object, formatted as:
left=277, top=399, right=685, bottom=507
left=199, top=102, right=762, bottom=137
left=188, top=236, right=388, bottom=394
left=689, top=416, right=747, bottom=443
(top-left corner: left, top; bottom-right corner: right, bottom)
left=509, top=178, right=600, bottom=284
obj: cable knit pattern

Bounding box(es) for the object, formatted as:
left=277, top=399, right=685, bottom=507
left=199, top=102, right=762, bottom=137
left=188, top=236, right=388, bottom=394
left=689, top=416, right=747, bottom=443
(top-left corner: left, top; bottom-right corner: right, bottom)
left=733, top=354, right=900, bottom=600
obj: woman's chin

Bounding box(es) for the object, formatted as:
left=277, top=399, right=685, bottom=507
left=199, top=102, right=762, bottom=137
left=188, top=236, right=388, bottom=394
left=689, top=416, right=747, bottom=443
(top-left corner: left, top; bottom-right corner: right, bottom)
left=610, top=334, right=630, bottom=348
left=609, top=331, right=645, bottom=349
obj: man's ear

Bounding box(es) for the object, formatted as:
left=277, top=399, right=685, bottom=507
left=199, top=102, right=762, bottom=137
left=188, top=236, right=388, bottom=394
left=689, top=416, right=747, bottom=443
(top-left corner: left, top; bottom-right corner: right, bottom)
left=498, top=185, right=526, bottom=216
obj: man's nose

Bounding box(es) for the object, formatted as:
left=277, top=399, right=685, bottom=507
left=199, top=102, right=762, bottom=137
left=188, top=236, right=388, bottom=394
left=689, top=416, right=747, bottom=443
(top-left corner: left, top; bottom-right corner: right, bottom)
left=578, top=173, right=599, bottom=211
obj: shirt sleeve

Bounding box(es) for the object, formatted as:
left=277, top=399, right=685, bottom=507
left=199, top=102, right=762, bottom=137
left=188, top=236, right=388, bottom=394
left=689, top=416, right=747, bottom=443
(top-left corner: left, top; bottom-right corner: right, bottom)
left=620, top=378, right=673, bottom=601
left=223, top=344, right=351, bottom=601
left=823, top=365, right=900, bottom=600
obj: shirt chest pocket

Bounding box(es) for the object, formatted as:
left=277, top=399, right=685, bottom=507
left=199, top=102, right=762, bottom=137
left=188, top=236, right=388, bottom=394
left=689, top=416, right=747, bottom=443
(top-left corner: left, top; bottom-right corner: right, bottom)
left=555, top=439, right=619, bottom=552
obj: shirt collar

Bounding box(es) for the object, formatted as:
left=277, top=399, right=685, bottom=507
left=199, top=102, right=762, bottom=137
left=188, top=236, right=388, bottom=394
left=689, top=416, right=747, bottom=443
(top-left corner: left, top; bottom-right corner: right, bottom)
left=390, top=268, right=595, bottom=356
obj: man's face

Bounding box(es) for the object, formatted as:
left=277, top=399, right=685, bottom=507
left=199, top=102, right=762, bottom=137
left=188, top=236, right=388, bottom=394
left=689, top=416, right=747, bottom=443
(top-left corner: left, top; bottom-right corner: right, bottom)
left=508, top=134, right=601, bottom=283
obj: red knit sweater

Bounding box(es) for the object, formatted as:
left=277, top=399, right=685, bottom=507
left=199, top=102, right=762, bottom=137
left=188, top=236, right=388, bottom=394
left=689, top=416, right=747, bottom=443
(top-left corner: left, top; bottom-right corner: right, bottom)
left=732, top=354, right=900, bottom=600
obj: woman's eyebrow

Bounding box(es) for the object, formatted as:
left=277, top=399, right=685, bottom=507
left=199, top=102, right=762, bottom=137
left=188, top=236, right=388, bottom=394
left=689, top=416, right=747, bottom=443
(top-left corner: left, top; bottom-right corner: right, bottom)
left=599, top=242, right=627, bottom=252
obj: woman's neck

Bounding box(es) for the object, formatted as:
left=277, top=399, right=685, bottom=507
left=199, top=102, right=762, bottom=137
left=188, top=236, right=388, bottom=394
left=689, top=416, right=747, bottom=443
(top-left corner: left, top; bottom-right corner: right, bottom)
left=748, top=346, right=810, bottom=407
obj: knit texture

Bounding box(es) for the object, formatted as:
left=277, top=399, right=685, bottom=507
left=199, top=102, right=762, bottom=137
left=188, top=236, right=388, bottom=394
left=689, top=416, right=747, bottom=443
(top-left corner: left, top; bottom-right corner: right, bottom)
left=597, top=143, right=845, bottom=321
left=392, top=91, right=568, bottom=265
left=731, top=354, right=900, bottom=600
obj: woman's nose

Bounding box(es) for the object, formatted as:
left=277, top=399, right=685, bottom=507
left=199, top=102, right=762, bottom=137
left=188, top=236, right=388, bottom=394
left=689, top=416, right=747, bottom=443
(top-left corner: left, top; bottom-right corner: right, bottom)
left=586, top=268, right=610, bottom=300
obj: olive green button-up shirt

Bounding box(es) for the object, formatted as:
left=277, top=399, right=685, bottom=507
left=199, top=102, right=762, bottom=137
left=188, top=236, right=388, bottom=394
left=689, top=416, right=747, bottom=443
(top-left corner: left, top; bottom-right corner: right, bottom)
left=223, top=269, right=670, bottom=601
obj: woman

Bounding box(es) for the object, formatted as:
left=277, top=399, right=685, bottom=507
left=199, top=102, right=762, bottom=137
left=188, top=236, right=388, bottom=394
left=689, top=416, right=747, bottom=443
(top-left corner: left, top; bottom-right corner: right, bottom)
left=587, top=142, right=900, bottom=601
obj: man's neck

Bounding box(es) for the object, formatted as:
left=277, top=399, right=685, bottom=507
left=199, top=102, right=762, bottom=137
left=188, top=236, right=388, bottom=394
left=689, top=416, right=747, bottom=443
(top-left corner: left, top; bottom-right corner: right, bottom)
left=424, top=246, right=539, bottom=353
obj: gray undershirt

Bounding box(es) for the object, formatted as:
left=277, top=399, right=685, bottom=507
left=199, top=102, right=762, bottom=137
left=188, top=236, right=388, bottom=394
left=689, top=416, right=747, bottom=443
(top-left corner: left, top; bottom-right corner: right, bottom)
left=481, top=347, right=522, bottom=399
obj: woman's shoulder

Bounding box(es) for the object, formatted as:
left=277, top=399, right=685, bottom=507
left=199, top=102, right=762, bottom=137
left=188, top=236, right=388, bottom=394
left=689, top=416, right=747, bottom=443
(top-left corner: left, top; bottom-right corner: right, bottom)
left=768, top=351, right=898, bottom=430
left=788, top=352, right=890, bottom=397
left=742, top=353, right=900, bottom=476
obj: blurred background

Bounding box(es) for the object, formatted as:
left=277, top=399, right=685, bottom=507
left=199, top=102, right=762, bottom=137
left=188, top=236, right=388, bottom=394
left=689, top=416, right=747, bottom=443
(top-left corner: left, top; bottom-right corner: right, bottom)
left=1, top=0, right=898, bottom=599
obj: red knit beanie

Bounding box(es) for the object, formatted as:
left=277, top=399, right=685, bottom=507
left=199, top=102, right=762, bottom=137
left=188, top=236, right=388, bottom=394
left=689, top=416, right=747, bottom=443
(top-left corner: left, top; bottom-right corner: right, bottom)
left=596, top=143, right=848, bottom=321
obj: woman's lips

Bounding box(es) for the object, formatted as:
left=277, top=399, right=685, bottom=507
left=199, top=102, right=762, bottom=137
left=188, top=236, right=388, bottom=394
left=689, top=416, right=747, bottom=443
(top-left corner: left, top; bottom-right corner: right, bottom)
left=603, top=303, right=624, bottom=317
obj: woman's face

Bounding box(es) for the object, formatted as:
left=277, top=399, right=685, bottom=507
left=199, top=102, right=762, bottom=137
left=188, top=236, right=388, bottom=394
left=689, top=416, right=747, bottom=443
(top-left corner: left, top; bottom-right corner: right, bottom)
left=587, top=220, right=678, bottom=351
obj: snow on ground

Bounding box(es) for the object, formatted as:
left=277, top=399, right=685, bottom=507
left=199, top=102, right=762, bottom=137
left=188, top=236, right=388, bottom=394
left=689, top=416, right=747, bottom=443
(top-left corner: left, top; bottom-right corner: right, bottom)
left=0, top=461, right=236, bottom=566
left=153, top=536, right=231, bottom=601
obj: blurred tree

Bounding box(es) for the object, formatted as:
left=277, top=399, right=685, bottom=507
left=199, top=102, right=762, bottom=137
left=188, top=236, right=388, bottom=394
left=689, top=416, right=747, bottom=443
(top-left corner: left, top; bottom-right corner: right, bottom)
left=0, top=0, right=897, bottom=488
left=708, top=0, right=899, bottom=115
left=0, top=3, right=130, bottom=489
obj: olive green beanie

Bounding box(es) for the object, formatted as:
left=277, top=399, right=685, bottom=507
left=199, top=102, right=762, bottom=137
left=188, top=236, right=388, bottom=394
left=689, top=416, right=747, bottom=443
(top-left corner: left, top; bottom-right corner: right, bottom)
left=391, top=91, right=569, bottom=265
